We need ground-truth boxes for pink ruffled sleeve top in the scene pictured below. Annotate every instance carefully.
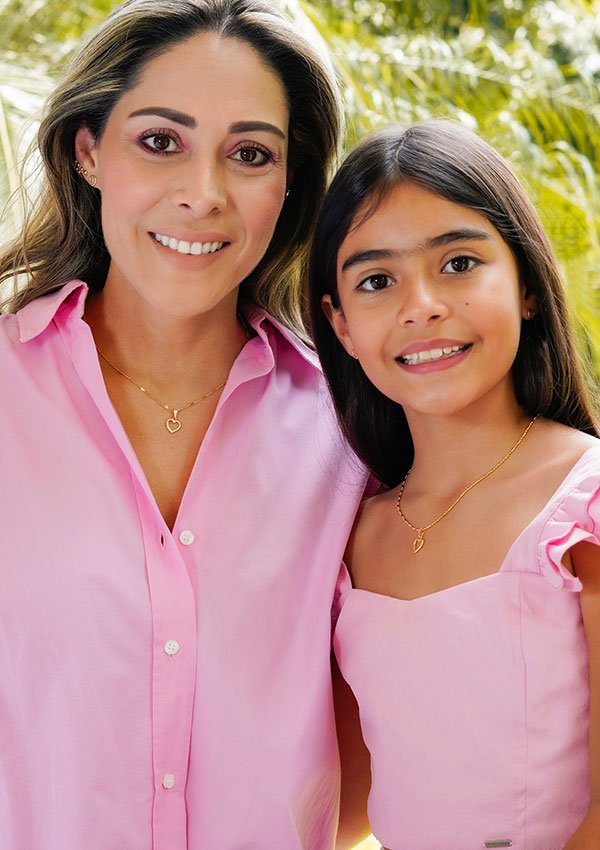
[333,443,600,850]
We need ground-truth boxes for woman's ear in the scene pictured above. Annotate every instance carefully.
[321,295,357,358]
[74,126,99,179]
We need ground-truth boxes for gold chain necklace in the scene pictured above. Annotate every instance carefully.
[396,416,538,553]
[96,346,227,433]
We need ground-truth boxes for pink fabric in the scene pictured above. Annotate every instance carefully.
[334,443,600,850]
[0,281,367,850]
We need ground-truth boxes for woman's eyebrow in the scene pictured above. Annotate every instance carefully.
[128,107,197,128]
[341,229,491,273]
[127,110,286,140]
[228,121,286,139]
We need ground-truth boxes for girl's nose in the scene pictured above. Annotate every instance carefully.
[397,277,448,326]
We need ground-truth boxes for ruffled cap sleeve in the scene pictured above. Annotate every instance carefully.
[538,456,600,591]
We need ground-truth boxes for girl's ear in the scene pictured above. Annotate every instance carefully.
[321,295,357,358]
[521,288,539,321]
[74,126,99,178]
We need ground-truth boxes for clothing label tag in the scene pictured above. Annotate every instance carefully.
[484,842,513,848]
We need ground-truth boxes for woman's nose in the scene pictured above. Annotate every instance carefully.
[170,158,227,218]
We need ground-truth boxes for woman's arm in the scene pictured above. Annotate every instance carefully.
[333,654,372,850]
[564,540,600,849]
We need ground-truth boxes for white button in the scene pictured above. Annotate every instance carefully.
[164,640,180,656]
[162,773,175,790]
[179,530,195,545]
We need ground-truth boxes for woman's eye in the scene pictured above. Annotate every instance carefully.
[231,145,273,166]
[139,132,179,154]
[443,256,478,274]
[358,274,393,292]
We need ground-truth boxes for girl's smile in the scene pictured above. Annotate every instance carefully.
[395,338,473,371]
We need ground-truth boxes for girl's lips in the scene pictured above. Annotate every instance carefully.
[397,342,471,366]
[395,343,473,374]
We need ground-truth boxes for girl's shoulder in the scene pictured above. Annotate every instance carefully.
[530,423,600,591]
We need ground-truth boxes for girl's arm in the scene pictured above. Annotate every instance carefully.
[333,654,372,850]
[564,540,600,849]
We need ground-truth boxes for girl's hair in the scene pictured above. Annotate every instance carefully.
[309,121,599,488]
[1,0,342,331]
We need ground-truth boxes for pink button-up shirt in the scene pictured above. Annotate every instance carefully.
[0,280,367,850]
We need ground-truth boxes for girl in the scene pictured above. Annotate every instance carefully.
[309,121,600,850]
[0,2,367,848]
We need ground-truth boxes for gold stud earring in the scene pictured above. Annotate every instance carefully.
[350,349,359,359]
[74,160,97,187]
[526,308,536,319]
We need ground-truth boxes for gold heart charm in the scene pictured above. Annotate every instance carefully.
[165,417,182,433]
[413,535,425,554]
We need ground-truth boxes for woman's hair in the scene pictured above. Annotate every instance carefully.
[1,0,342,330]
[309,121,599,487]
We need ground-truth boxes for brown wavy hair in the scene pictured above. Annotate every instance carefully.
[1,0,342,332]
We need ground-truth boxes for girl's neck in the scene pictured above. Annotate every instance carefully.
[404,395,532,498]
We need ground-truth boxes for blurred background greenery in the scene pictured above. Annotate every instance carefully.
[0,2,598,846]
[1,0,599,390]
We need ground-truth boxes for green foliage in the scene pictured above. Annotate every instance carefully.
[1,0,599,381]
[297,0,600,381]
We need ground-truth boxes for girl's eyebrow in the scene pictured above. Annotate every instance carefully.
[341,228,491,273]
[127,110,286,140]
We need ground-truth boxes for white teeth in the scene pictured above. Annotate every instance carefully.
[153,233,224,255]
[400,344,466,365]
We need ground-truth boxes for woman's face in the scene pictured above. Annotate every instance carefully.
[324,182,535,421]
[75,31,290,319]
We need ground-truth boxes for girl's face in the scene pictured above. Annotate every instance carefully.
[324,182,535,420]
[75,31,289,320]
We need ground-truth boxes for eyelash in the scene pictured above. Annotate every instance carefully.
[357,255,481,292]
[230,141,275,167]
[137,128,181,156]
[136,131,275,167]
[357,273,393,292]
[442,255,480,274]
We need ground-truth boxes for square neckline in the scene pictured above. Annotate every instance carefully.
[344,443,599,605]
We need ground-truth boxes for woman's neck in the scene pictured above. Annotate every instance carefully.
[84,275,248,399]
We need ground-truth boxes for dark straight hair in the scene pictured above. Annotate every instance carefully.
[308,121,599,488]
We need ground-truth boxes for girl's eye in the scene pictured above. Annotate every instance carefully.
[138,131,180,155]
[230,144,273,166]
[358,273,393,292]
[442,256,478,274]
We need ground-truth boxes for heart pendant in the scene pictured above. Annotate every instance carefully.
[165,417,182,433]
[413,535,425,554]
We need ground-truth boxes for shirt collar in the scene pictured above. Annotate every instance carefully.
[16,281,321,373]
[17,280,88,342]
[243,303,320,371]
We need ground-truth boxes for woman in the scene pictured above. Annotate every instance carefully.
[0,2,367,848]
